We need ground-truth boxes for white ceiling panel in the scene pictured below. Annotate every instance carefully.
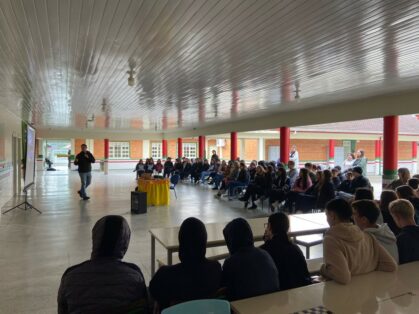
[0,0,419,134]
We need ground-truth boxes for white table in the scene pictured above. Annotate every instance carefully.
[149,213,329,275]
[231,262,419,314]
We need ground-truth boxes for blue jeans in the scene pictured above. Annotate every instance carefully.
[79,172,92,198]
[214,174,224,188]
[228,181,246,197]
[200,171,211,182]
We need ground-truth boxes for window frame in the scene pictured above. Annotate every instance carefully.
[109,141,130,159]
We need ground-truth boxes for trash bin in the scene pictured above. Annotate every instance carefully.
[131,191,147,214]
[100,160,104,171]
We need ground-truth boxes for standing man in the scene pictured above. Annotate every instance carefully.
[210,150,219,166]
[289,145,299,169]
[74,144,95,200]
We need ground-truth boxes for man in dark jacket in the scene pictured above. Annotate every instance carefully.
[58,215,148,314]
[163,157,174,178]
[349,166,371,194]
[149,217,222,310]
[261,213,311,290]
[222,218,279,300]
[74,144,95,200]
[389,199,419,264]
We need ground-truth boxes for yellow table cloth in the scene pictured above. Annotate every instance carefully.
[138,179,170,206]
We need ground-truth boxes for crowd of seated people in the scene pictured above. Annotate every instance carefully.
[59,192,419,313]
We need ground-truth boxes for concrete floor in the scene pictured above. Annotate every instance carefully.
[0,169,383,313]
[0,169,269,314]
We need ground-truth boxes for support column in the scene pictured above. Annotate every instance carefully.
[162,140,168,159]
[280,127,290,165]
[258,137,265,161]
[375,139,382,175]
[412,141,418,174]
[328,139,335,168]
[198,136,205,159]
[143,140,150,158]
[177,138,183,158]
[231,132,238,161]
[382,116,399,187]
[104,139,109,175]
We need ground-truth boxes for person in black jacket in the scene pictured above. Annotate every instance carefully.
[163,157,174,178]
[389,199,419,264]
[316,170,336,209]
[239,166,267,209]
[149,218,222,310]
[74,144,95,200]
[227,162,249,197]
[222,218,279,301]
[261,213,311,290]
[58,215,148,314]
[349,167,371,193]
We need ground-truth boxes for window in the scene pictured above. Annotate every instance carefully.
[151,143,162,159]
[183,143,197,158]
[109,142,130,159]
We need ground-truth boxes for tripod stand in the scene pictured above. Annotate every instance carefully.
[2,187,42,214]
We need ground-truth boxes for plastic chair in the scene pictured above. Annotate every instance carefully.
[162,299,230,314]
[170,174,180,199]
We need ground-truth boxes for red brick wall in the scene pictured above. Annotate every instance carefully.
[130,140,142,159]
[94,140,105,159]
[75,139,86,152]
[355,140,375,160]
[399,141,412,160]
[244,139,258,161]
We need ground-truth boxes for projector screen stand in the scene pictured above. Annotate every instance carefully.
[2,188,42,214]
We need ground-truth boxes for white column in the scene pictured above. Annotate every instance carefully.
[258,137,265,161]
[143,140,150,158]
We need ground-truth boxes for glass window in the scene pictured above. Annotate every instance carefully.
[151,143,162,159]
[183,143,197,158]
[109,142,130,159]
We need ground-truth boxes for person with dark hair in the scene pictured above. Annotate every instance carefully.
[408,178,419,194]
[149,217,222,310]
[222,218,279,300]
[337,171,353,193]
[239,166,267,209]
[134,159,145,179]
[260,213,311,290]
[334,166,345,182]
[331,168,341,189]
[379,190,401,235]
[268,167,290,211]
[354,187,374,201]
[163,157,174,178]
[74,144,96,200]
[285,168,312,213]
[389,199,419,264]
[316,169,336,209]
[320,199,397,284]
[58,216,148,314]
[396,185,419,223]
[349,166,371,193]
[305,162,317,184]
[227,162,249,197]
[386,168,411,190]
[352,200,399,263]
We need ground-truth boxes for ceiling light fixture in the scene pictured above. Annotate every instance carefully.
[127,66,136,87]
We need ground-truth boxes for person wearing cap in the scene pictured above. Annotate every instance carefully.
[349,166,371,194]
[58,215,148,314]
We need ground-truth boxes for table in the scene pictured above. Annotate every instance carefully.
[149,213,329,275]
[231,261,419,314]
[137,178,170,206]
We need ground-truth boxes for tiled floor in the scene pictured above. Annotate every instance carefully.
[0,169,268,314]
[0,169,383,313]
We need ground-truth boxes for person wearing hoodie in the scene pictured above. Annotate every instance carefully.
[222,218,279,300]
[260,213,312,290]
[352,200,399,263]
[320,199,397,285]
[149,218,222,310]
[389,199,419,264]
[58,215,148,314]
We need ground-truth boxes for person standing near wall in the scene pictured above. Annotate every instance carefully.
[289,145,299,169]
[353,149,368,176]
[74,144,95,200]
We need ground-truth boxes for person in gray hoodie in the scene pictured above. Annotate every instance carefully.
[352,200,399,263]
[58,215,148,314]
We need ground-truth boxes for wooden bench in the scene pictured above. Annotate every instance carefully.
[294,234,324,259]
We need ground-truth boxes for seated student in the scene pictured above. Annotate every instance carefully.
[260,213,311,290]
[396,185,419,223]
[268,167,290,211]
[304,162,317,184]
[315,169,336,210]
[337,171,353,193]
[285,168,312,213]
[320,199,397,284]
[386,167,411,190]
[239,166,267,209]
[222,218,279,300]
[227,162,249,197]
[58,216,148,314]
[287,160,299,187]
[354,188,383,224]
[408,178,419,196]
[352,200,399,263]
[331,168,341,189]
[334,165,345,182]
[379,190,401,235]
[149,218,222,310]
[389,199,419,264]
[349,167,371,193]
